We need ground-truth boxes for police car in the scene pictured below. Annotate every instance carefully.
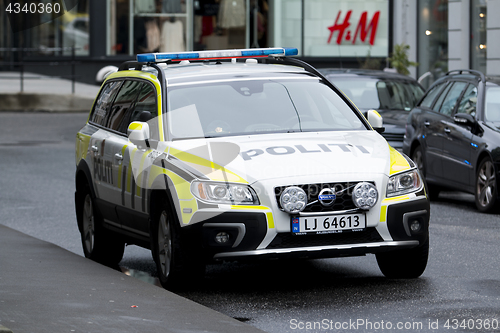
[75,48,430,289]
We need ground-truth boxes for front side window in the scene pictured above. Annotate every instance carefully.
[166,77,365,140]
[107,80,142,132]
[436,82,468,116]
[456,84,478,116]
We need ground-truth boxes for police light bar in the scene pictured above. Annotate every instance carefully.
[136,47,298,63]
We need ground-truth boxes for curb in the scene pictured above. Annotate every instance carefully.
[0,93,94,112]
[0,325,13,333]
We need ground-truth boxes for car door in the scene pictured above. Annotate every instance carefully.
[116,81,158,236]
[427,81,468,180]
[103,80,143,212]
[417,82,450,179]
[88,80,123,222]
[441,83,477,187]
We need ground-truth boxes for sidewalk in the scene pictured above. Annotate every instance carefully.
[0,224,265,333]
[0,72,99,112]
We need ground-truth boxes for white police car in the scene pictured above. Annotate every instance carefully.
[75,48,430,289]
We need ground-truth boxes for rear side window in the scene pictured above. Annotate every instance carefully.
[90,81,122,126]
[419,82,445,108]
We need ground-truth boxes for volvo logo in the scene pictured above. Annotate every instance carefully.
[318,188,336,206]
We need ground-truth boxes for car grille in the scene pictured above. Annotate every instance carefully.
[266,228,383,249]
[274,181,361,213]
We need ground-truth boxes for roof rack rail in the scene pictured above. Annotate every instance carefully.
[117,61,146,71]
[445,69,486,82]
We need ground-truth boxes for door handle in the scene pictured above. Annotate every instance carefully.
[114,153,123,161]
[444,128,451,134]
[91,145,99,153]
[424,121,431,127]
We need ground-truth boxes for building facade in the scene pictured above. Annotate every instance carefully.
[0,0,496,86]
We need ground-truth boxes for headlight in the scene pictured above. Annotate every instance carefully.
[191,181,259,205]
[386,169,422,197]
[280,186,307,214]
[352,182,378,210]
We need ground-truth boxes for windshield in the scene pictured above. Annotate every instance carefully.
[166,77,366,140]
[331,77,425,111]
[485,86,500,122]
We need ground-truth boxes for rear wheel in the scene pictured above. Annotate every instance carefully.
[475,157,498,213]
[77,186,125,266]
[376,236,429,279]
[152,199,205,290]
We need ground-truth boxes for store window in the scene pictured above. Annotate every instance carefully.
[418,0,448,83]
[108,0,190,56]
[3,0,90,56]
[270,0,302,55]
[471,0,486,73]
[193,0,251,51]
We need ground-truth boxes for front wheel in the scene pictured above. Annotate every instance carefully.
[77,187,125,266]
[376,236,429,279]
[152,200,205,290]
[475,157,498,213]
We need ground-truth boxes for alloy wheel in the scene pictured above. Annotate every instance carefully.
[158,211,173,278]
[82,194,95,254]
[477,160,496,208]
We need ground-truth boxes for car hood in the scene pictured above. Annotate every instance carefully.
[165,131,410,184]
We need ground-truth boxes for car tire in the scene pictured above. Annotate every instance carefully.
[77,186,125,266]
[375,235,429,279]
[412,145,440,200]
[152,198,205,290]
[475,157,498,213]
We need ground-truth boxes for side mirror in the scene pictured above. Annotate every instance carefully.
[127,121,150,149]
[454,113,476,126]
[367,109,385,133]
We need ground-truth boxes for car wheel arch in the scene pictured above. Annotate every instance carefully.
[148,175,182,229]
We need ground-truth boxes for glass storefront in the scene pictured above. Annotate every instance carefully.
[470,0,486,73]
[271,0,388,58]
[417,0,448,81]
[108,0,266,56]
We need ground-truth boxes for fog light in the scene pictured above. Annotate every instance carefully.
[280,186,307,214]
[352,182,378,210]
[215,232,230,244]
[410,220,421,232]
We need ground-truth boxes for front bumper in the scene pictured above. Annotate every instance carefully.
[183,197,429,262]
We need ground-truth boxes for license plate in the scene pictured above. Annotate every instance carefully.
[291,213,366,235]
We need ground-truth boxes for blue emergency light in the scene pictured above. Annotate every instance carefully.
[136,47,298,63]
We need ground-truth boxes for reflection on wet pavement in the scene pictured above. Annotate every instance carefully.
[120,266,162,288]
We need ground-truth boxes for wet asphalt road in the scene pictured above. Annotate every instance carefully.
[1,112,499,333]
